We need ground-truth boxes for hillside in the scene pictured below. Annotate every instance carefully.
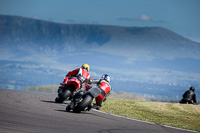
[1,14,199,56]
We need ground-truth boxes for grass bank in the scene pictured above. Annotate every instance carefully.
[101,98,200,132]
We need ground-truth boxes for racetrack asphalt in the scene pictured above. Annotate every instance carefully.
[0,89,197,133]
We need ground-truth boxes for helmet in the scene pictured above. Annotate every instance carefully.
[82,64,90,72]
[189,86,195,91]
[101,74,110,83]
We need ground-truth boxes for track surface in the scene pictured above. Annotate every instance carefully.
[0,89,195,133]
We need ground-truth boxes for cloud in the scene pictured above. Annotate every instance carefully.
[118,14,151,22]
[118,14,168,24]
[124,57,137,64]
[32,16,41,20]
[138,14,151,21]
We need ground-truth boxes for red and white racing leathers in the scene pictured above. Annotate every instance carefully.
[62,68,90,84]
[91,79,111,106]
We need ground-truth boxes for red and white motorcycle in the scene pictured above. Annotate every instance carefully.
[66,85,101,113]
[55,76,88,103]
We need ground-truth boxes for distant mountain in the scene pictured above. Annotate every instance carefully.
[1,14,199,59]
[0,14,200,99]
[0,14,111,51]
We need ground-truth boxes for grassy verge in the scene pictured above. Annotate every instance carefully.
[101,98,200,132]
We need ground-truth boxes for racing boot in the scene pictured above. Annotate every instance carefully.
[92,104,101,110]
[66,104,72,111]
[73,90,84,102]
[66,101,75,111]
[86,103,93,111]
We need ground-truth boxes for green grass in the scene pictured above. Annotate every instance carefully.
[101,98,200,132]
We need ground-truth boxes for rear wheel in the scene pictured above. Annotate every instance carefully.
[73,95,93,113]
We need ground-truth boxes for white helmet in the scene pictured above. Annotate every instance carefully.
[101,74,110,83]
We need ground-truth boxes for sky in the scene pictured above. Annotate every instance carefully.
[0,0,200,42]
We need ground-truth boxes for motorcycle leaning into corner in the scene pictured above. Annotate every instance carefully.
[55,75,88,103]
[66,84,101,113]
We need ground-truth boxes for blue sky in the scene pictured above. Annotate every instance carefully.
[0,0,200,42]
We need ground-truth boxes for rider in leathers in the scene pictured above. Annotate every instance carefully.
[58,64,91,92]
[180,86,197,104]
[62,64,90,84]
[67,74,111,111]
[89,74,111,110]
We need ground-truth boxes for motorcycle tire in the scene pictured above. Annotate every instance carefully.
[55,89,72,103]
[73,95,93,113]
[55,97,63,103]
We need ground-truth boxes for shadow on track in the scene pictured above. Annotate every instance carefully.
[55,109,92,115]
[40,100,57,103]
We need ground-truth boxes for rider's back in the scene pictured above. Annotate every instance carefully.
[183,90,194,100]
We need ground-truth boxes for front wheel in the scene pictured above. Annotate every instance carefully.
[73,95,93,113]
[55,89,72,103]
[55,97,63,103]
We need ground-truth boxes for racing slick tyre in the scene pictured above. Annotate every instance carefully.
[55,97,63,103]
[55,89,72,103]
[73,95,93,113]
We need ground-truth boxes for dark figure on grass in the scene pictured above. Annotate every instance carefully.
[180,86,197,104]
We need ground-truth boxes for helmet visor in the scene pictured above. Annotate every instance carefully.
[82,66,88,71]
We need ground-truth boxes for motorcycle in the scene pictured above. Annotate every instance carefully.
[55,76,87,103]
[66,85,101,113]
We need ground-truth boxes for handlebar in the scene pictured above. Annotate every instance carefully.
[86,83,95,88]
